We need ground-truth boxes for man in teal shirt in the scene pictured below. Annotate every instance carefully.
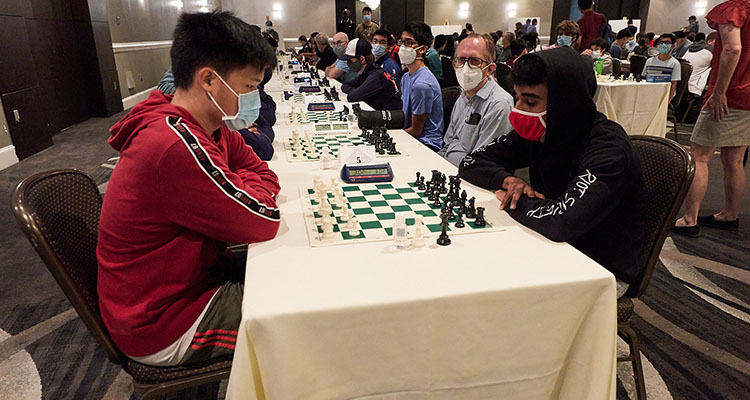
[424,44,443,80]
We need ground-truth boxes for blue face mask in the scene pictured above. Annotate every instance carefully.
[208,71,262,131]
[372,44,387,58]
[363,14,371,22]
[266,26,272,32]
[557,35,573,47]
[657,43,672,54]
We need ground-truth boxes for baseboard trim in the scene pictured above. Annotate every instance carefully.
[122,86,157,110]
[0,145,19,171]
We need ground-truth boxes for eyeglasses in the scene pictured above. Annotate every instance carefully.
[397,39,418,47]
[453,56,491,69]
[332,40,348,46]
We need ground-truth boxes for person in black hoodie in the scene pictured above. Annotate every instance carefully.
[341,39,402,110]
[458,48,646,297]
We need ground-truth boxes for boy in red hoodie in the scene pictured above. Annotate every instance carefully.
[97,11,280,366]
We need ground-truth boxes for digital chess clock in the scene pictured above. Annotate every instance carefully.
[340,163,394,183]
[299,86,321,93]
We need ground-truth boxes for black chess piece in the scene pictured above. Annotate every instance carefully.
[440,202,450,217]
[387,143,398,155]
[418,176,426,190]
[425,181,434,196]
[432,194,442,208]
[436,215,451,246]
[446,202,456,221]
[455,209,465,228]
[414,172,421,186]
[474,207,486,227]
[461,190,468,203]
[343,105,349,115]
[466,197,477,218]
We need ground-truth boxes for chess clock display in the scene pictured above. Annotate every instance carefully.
[340,163,394,183]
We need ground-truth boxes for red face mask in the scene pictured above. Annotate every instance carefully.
[509,108,547,141]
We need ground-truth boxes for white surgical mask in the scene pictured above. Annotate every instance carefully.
[592,50,602,59]
[398,45,421,66]
[455,63,488,91]
[207,71,262,131]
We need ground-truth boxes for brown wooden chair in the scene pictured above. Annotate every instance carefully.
[11,169,232,400]
[619,136,695,400]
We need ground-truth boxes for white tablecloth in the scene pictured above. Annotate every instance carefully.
[594,80,670,137]
[225,76,617,400]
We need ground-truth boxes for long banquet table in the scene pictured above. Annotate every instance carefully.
[225,70,617,399]
[594,80,671,137]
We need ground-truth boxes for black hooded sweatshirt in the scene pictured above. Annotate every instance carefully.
[458,47,646,285]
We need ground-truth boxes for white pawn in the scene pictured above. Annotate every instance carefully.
[340,207,351,222]
[346,216,360,237]
[322,217,335,239]
[413,215,425,248]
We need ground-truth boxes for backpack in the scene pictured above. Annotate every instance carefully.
[599,13,614,45]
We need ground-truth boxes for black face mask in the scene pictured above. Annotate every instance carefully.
[347,59,363,73]
[638,39,647,46]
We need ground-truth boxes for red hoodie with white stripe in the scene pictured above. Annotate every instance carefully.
[97,91,280,357]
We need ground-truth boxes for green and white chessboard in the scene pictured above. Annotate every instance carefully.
[287,111,347,124]
[300,182,504,247]
[284,134,404,162]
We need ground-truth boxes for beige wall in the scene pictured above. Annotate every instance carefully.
[221,0,337,45]
[424,0,554,37]
[0,99,11,148]
[107,0,222,100]
[645,0,722,35]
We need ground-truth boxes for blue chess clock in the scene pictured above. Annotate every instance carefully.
[340,163,394,183]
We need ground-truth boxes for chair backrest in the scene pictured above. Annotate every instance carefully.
[495,62,515,96]
[440,56,458,88]
[629,55,647,76]
[627,136,695,297]
[441,86,462,137]
[672,60,693,109]
[11,169,126,365]
[611,58,622,76]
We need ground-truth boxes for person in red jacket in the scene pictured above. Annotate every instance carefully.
[97,11,280,366]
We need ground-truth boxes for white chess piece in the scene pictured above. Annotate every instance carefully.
[346,217,360,237]
[340,207,351,222]
[413,215,425,248]
[322,217,335,239]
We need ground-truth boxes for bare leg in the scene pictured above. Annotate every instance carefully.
[716,146,748,221]
[675,143,715,227]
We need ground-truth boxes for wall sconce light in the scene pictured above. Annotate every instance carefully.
[365,0,381,10]
[458,2,469,19]
[506,3,518,18]
[168,0,184,9]
[695,1,707,16]
[273,3,283,19]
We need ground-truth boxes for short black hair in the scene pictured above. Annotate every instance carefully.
[616,29,632,40]
[532,18,537,24]
[647,32,655,40]
[466,23,473,31]
[403,21,434,47]
[689,15,697,21]
[171,11,275,90]
[298,35,307,42]
[628,19,634,24]
[695,32,706,41]
[660,32,676,44]
[509,39,527,56]
[674,30,686,39]
[589,38,609,50]
[362,6,372,13]
[372,29,394,45]
[434,34,447,49]
[578,0,593,10]
[513,54,546,86]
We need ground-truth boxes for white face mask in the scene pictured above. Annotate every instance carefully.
[398,45,422,66]
[455,63,488,91]
[592,50,602,59]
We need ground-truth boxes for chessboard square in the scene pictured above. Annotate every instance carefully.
[405,218,416,225]
[426,224,442,233]
[353,208,374,215]
[382,194,401,200]
[468,221,489,229]
[307,188,315,194]
[376,212,396,220]
[361,189,380,196]
[415,209,438,217]
[371,206,393,214]
[405,198,424,205]
[359,221,383,230]
[384,227,393,236]
[391,205,411,212]
[379,188,399,195]
[401,191,421,199]
[375,183,394,189]
[368,200,388,207]
[342,230,366,240]
[364,194,385,202]
[316,224,341,233]
[396,187,415,194]
[347,196,367,203]
[387,199,408,207]
[342,186,361,192]
[356,213,378,222]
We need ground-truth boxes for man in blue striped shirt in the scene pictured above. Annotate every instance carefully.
[643,32,682,101]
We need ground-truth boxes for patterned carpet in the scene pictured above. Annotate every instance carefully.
[0,115,748,399]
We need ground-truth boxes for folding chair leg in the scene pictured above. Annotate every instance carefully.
[618,324,647,400]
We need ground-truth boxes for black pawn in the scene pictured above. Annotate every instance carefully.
[455,209,465,228]
[474,207,486,227]
[461,190,468,203]
[436,216,451,246]
[414,172,421,186]
[424,181,433,196]
[417,176,426,190]
[466,197,477,218]
[432,194,442,208]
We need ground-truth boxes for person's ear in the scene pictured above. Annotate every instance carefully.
[197,67,214,92]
